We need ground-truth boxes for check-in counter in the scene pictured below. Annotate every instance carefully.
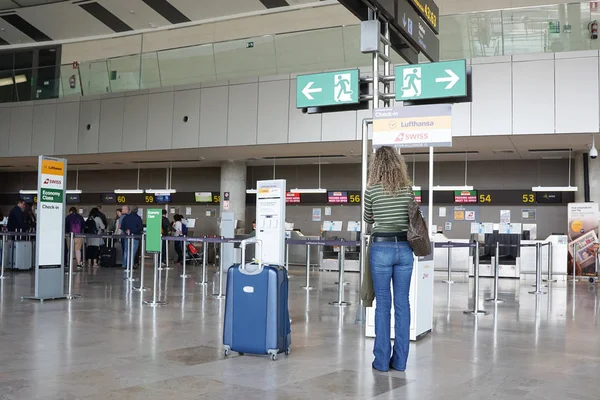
[286,231,320,266]
[519,235,568,280]
[433,234,471,273]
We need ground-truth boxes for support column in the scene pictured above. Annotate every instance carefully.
[220,162,247,233]
[573,151,600,203]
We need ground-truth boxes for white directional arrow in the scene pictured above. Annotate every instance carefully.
[302,82,322,100]
[435,69,460,89]
[402,14,407,27]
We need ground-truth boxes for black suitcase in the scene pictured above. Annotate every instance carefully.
[99,245,117,267]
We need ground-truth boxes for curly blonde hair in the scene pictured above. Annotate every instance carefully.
[367,146,412,194]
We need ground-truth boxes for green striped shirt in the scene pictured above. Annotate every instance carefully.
[363,184,414,233]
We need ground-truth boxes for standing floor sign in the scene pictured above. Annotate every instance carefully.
[26,156,68,301]
[256,180,286,266]
[146,209,162,253]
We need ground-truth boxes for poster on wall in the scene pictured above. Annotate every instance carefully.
[500,210,511,223]
[312,208,322,222]
[568,203,600,276]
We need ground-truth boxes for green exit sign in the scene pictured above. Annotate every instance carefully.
[296,69,359,109]
[396,60,467,101]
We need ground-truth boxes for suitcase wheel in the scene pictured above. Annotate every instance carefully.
[224,346,230,357]
[285,348,291,356]
[238,352,244,356]
[270,353,277,361]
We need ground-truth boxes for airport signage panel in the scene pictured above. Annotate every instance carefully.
[328,191,349,203]
[286,192,301,204]
[145,209,162,254]
[396,60,467,101]
[407,0,439,33]
[454,190,477,204]
[396,1,439,62]
[296,69,359,108]
[372,104,452,148]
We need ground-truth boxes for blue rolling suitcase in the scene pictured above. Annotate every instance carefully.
[223,238,291,360]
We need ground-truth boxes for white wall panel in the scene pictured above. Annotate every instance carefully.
[98,97,125,153]
[31,104,57,156]
[513,60,555,134]
[555,57,599,133]
[0,108,11,157]
[199,86,228,147]
[122,95,148,152]
[322,111,357,142]
[227,83,258,146]
[452,102,472,137]
[54,101,80,155]
[9,106,33,157]
[471,62,512,135]
[146,92,174,150]
[257,80,290,144]
[288,79,322,143]
[78,100,101,154]
[172,89,201,149]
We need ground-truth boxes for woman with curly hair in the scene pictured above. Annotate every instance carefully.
[364,146,415,372]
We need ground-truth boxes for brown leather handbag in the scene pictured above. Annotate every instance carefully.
[407,199,432,256]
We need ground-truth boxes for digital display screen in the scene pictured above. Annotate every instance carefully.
[20,194,35,203]
[328,191,348,203]
[66,194,80,204]
[155,194,171,204]
[101,193,116,204]
[536,192,562,204]
[414,190,422,203]
[454,190,478,203]
[195,192,212,203]
[286,192,301,204]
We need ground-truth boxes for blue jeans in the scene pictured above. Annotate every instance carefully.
[123,239,139,269]
[370,241,414,371]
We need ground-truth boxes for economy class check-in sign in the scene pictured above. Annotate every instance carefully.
[372,104,452,148]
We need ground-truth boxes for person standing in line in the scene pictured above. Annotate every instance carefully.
[85,208,105,268]
[161,209,172,265]
[96,205,108,229]
[65,207,85,268]
[122,206,143,270]
[363,146,415,372]
[7,200,26,234]
[113,208,123,234]
[172,214,184,265]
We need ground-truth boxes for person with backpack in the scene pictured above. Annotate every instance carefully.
[65,207,85,268]
[172,214,185,265]
[85,207,105,268]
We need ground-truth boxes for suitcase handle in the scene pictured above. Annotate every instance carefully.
[240,238,262,272]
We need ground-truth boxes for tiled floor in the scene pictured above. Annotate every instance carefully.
[0,264,599,399]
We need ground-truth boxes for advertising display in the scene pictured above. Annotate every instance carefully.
[568,203,599,276]
[256,180,286,266]
[27,156,68,301]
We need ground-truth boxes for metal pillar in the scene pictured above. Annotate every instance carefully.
[544,242,557,283]
[126,237,138,282]
[486,242,505,303]
[66,232,81,299]
[196,238,208,286]
[464,243,488,315]
[213,242,225,299]
[443,243,454,284]
[133,234,149,291]
[180,237,190,278]
[302,244,313,290]
[0,235,8,280]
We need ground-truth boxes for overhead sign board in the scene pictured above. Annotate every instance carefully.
[396,60,467,101]
[296,69,360,108]
[372,104,452,148]
[407,0,439,33]
[396,1,439,62]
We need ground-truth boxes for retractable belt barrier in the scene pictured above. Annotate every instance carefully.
[434,241,474,284]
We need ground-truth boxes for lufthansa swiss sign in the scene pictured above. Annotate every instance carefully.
[41,159,64,176]
[372,104,452,148]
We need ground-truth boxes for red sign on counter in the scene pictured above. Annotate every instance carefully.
[286,192,301,204]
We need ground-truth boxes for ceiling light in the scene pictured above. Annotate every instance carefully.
[532,186,578,192]
[290,188,327,194]
[0,75,26,87]
[145,189,176,194]
[432,185,474,191]
[66,190,82,194]
[412,186,421,191]
[19,190,37,194]
[114,189,144,194]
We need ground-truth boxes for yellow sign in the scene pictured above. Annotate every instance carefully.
[41,159,64,176]
[454,210,465,221]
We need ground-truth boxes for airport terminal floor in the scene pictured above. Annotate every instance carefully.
[0,264,598,400]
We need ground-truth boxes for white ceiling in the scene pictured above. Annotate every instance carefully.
[0,134,594,172]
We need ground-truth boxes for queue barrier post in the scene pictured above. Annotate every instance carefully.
[66,232,81,299]
[302,243,313,291]
[181,236,190,279]
[464,242,488,315]
[196,237,209,286]
[572,243,579,282]
[159,238,172,271]
[126,236,139,282]
[0,234,8,280]
[485,242,505,303]
[529,242,547,295]
[133,234,149,291]
[543,242,557,283]
[143,253,167,306]
[443,241,454,284]
[213,240,225,299]
[330,241,350,307]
